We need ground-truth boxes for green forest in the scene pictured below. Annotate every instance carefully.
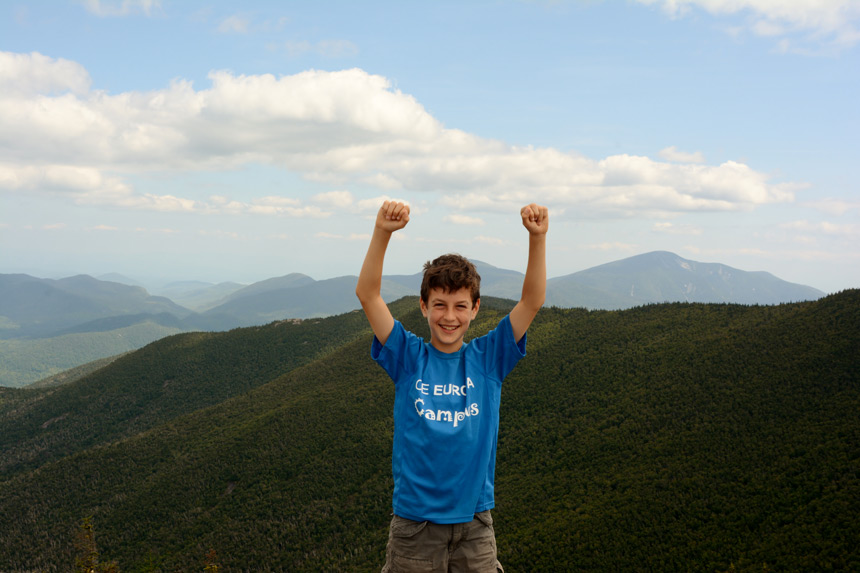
[0,320,185,388]
[0,292,858,572]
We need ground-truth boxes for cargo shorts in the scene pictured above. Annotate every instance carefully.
[381,510,504,573]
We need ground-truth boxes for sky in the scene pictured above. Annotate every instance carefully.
[1,0,858,293]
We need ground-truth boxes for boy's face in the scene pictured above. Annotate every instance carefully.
[420,287,480,353]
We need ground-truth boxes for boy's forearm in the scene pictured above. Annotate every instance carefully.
[355,227,392,301]
[520,233,547,310]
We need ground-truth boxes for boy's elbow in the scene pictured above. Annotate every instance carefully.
[522,290,546,312]
[355,284,379,305]
[355,285,369,303]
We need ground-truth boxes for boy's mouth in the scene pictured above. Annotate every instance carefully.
[439,324,459,332]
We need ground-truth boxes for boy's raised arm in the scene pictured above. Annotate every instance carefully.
[509,203,548,343]
[355,201,410,346]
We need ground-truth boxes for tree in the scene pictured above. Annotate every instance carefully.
[74,517,120,573]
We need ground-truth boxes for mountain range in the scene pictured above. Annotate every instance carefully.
[0,291,857,571]
[0,251,826,387]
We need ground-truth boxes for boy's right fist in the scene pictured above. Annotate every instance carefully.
[376,200,410,233]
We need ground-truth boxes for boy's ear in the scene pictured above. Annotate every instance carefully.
[471,298,480,318]
[419,297,428,317]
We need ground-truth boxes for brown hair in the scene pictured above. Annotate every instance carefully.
[420,254,481,305]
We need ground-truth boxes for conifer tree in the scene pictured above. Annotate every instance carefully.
[74,517,120,573]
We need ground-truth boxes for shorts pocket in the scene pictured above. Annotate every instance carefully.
[386,516,436,572]
[390,515,429,538]
[474,510,494,528]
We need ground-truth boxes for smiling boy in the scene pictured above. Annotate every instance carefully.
[356,200,548,573]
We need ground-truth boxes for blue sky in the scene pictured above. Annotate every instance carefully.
[1,0,858,293]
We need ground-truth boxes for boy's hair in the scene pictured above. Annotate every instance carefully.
[420,254,481,305]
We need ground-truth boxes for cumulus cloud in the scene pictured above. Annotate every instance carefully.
[0,51,90,95]
[0,51,800,218]
[636,0,860,52]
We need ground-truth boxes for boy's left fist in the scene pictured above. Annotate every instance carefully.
[521,203,549,235]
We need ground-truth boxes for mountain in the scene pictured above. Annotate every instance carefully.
[546,250,825,309]
[217,272,316,301]
[96,272,145,287]
[1,253,824,341]
[0,291,857,571]
[200,274,414,326]
[198,253,825,323]
[198,262,533,328]
[25,353,128,389]
[383,260,527,300]
[0,275,198,387]
[0,320,186,387]
[0,254,827,387]
[0,274,191,340]
[151,280,246,312]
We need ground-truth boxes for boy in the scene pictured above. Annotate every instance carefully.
[355,200,548,573]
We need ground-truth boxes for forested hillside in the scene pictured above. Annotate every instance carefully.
[0,320,185,388]
[0,292,857,572]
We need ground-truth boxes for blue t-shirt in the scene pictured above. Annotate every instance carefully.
[372,314,526,524]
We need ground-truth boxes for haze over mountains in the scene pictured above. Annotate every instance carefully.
[1,251,826,387]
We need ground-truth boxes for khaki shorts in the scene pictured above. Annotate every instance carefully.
[381,510,504,573]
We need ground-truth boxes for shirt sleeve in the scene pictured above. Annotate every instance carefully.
[479,314,527,382]
[371,319,420,384]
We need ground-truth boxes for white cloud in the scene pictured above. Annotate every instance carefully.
[198,229,241,240]
[317,40,359,58]
[252,196,301,207]
[658,146,706,164]
[313,190,354,208]
[355,196,413,213]
[217,15,250,34]
[473,235,505,246]
[585,242,639,252]
[636,0,860,51]
[316,231,369,241]
[81,0,160,17]
[781,219,860,238]
[653,222,704,235]
[445,214,485,226]
[804,197,860,216]
[136,227,179,234]
[0,52,90,95]
[0,51,801,218]
[247,204,330,217]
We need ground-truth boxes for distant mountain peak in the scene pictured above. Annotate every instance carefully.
[548,250,823,309]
